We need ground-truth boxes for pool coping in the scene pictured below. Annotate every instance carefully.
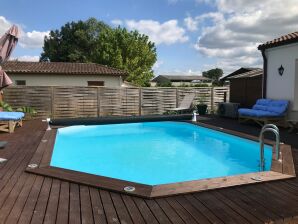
[26,121,296,198]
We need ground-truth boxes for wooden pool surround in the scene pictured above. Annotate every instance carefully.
[26,121,296,198]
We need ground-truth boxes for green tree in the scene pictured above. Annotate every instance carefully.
[202,68,223,85]
[40,18,157,86]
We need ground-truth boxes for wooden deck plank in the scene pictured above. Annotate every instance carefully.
[17,176,45,224]
[121,195,146,224]
[173,195,212,224]
[193,192,250,224]
[132,197,159,224]
[43,179,60,224]
[4,175,37,224]
[0,173,36,223]
[89,188,107,224]
[30,177,52,224]
[184,194,224,224]
[80,186,94,224]
[69,183,81,224]
[99,190,120,224]
[145,199,172,224]
[164,197,198,224]
[221,187,281,222]
[110,192,133,224]
[56,181,69,224]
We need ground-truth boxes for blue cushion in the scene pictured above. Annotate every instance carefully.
[255,99,272,106]
[266,100,288,115]
[252,104,267,111]
[0,112,25,120]
[238,108,278,117]
[238,98,289,117]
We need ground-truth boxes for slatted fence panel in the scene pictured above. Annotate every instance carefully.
[213,87,230,111]
[141,88,163,115]
[98,87,140,116]
[52,87,98,118]
[3,86,229,118]
[4,86,52,118]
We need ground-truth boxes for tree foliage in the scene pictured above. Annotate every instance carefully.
[41,18,157,86]
[202,68,223,85]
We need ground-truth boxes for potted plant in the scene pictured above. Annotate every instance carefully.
[196,97,208,115]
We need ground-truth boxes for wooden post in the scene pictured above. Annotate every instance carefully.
[210,87,214,113]
[176,88,179,107]
[97,87,101,117]
[51,86,54,119]
[139,88,142,116]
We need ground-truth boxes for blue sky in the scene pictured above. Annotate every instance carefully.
[1,0,298,76]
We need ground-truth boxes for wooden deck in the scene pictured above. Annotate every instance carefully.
[0,119,298,223]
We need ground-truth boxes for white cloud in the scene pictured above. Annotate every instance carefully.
[184,17,198,32]
[193,0,298,73]
[153,60,164,70]
[19,30,49,49]
[124,19,189,45]
[10,55,39,62]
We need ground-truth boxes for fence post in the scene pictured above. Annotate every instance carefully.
[97,87,100,117]
[51,86,54,119]
[211,87,214,113]
[176,88,179,107]
[139,88,142,116]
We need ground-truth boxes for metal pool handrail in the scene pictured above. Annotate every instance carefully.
[259,124,280,171]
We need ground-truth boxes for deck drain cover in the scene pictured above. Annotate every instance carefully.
[0,158,7,163]
[124,186,135,192]
[28,164,38,169]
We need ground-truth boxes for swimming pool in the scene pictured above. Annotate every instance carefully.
[50,121,272,185]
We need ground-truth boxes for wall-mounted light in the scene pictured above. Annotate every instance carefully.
[278,65,284,76]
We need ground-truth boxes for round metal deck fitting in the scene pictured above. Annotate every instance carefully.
[124,186,136,192]
[251,176,262,182]
[28,164,38,169]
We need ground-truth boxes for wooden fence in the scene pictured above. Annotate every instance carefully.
[3,86,229,119]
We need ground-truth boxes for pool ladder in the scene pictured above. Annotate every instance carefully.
[259,124,280,171]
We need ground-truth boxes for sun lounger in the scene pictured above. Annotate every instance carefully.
[0,112,25,133]
[238,99,289,126]
[167,93,196,114]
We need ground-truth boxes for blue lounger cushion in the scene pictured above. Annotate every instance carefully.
[238,99,289,117]
[0,112,25,121]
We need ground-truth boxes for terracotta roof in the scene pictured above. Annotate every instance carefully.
[228,68,263,79]
[258,31,298,50]
[2,61,127,76]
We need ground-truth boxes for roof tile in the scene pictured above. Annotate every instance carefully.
[2,61,127,76]
[258,31,298,50]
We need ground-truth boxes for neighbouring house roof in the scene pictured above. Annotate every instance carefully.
[152,75,210,82]
[258,31,298,50]
[227,68,263,79]
[2,61,128,76]
[221,67,260,81]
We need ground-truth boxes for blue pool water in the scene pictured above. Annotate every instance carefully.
[50,122,272,185]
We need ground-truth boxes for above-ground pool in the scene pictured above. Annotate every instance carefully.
[50,121,272,185]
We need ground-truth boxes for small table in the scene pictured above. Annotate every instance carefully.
[287,120,298,133]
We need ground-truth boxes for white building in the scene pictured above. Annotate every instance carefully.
[3,61,127,87]
[258,32,298,119]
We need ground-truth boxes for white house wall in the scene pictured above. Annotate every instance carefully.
[8,73,123,87]
[266,43,298,118]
